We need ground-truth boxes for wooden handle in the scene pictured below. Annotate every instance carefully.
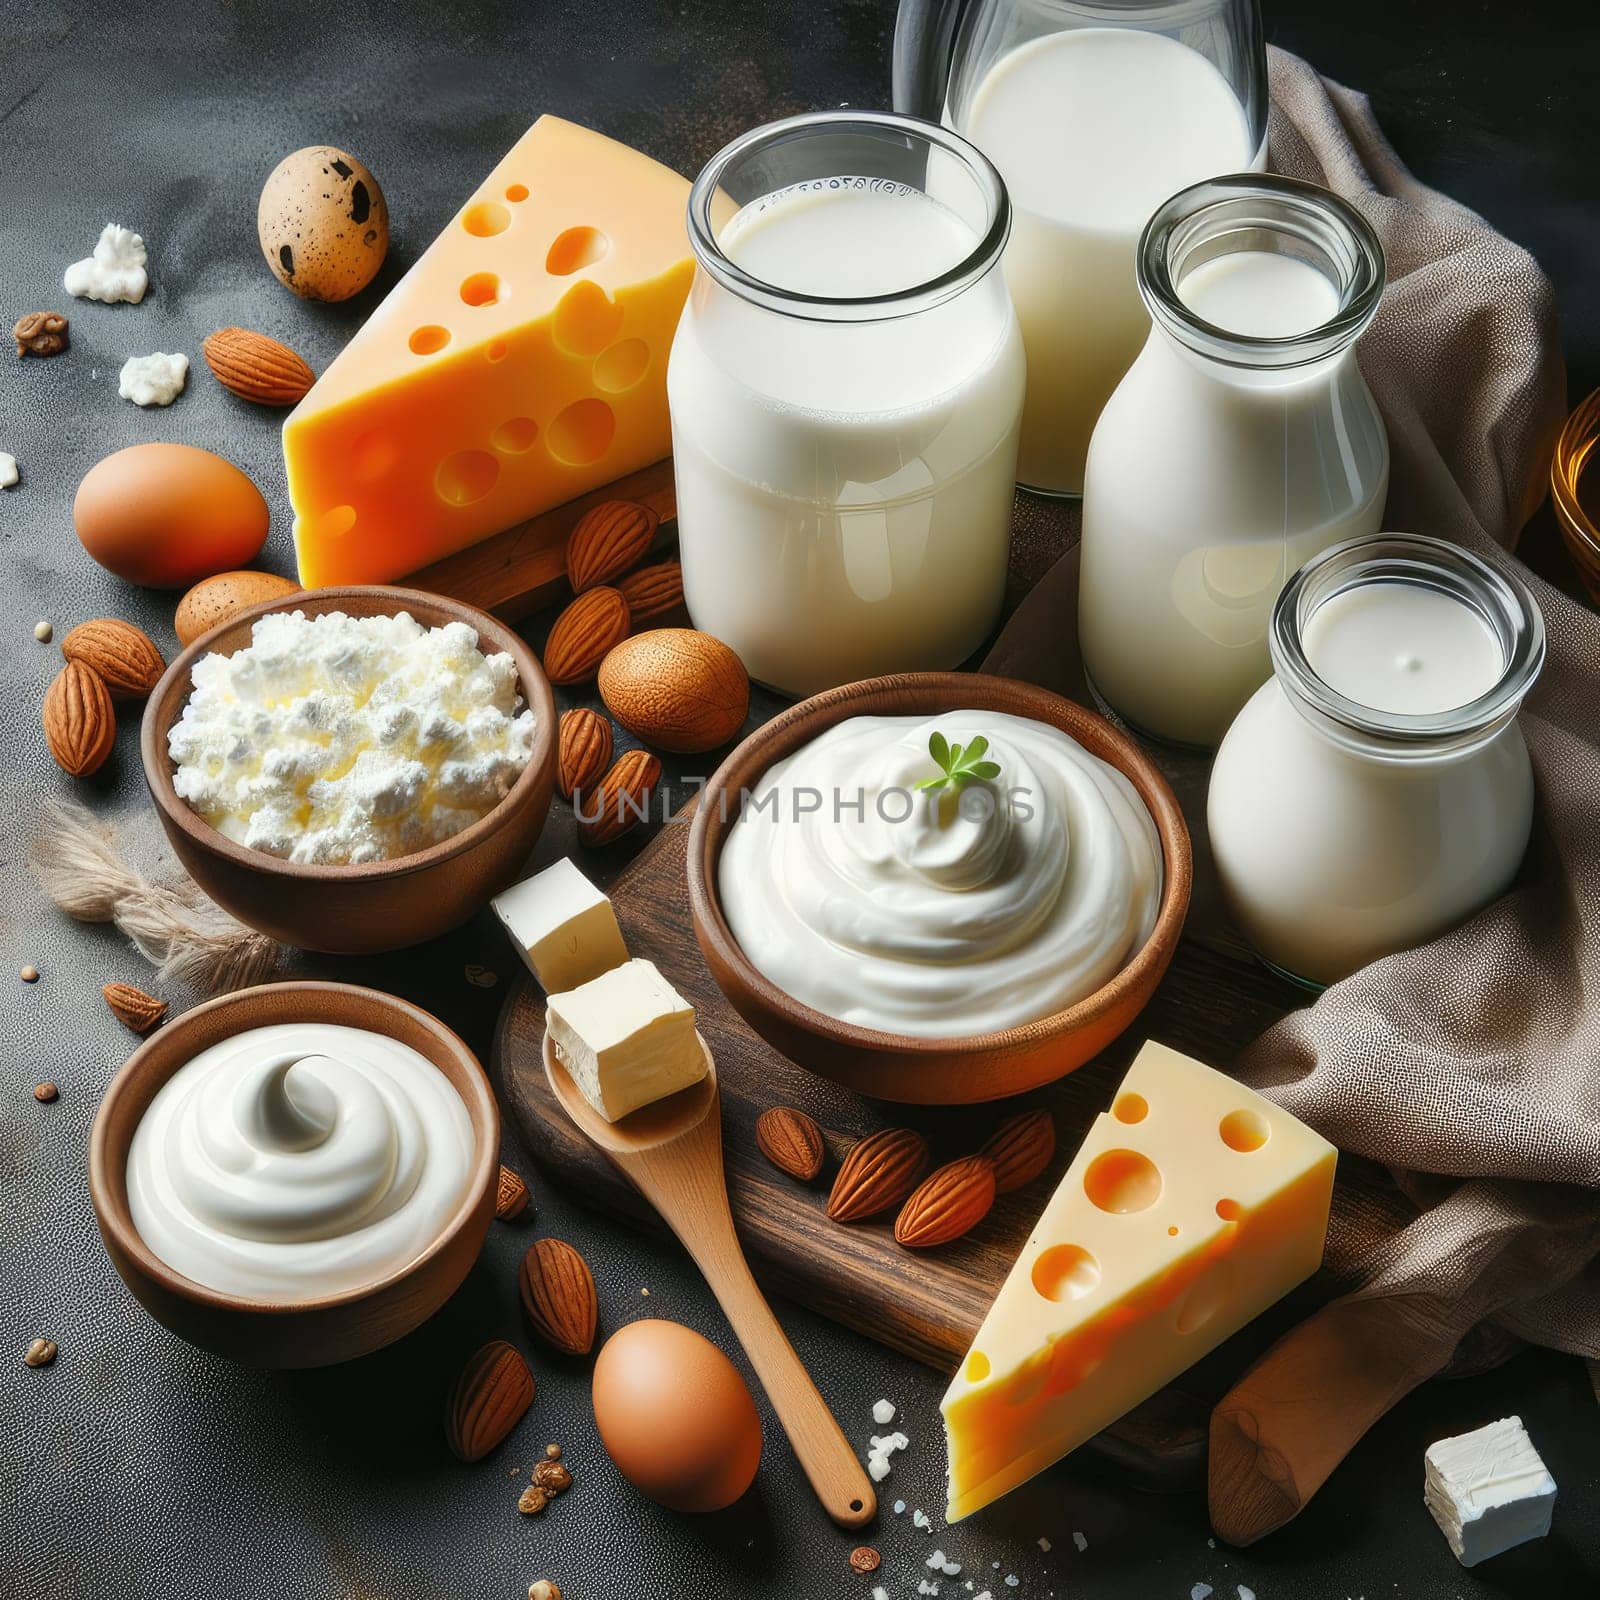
[679,1206,878,1530]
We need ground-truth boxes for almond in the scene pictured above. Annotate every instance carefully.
[756,1106,825,1182]
[566,500,658,592]
[496,1165,531,1222]
[598,629,750,755]
[60,619,165,700]
[616,561,684,623]
[519,1238,598,1356]
[576,748,661,848]
[980,1109,1057,1193]
[202,327,315,407]
[827,1128,931,1223]
[894,1155,997,1248]
[445,1339,535,1462]
[103,982,167,1035]
[543,587,630,685]
[42,662,115,777]
[557,708,612,802]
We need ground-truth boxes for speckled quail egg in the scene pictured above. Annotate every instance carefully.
[257,145,389,302]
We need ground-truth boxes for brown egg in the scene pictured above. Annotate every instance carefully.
[592,1319,762,1513]
[74,444,269,589]
[175,570,302,646]
[258,145,389,302]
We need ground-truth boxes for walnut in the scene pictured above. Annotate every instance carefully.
[517,1484,550,1515]
[14,311,69,359]
[528,1583,561,1600]
[533,1459,572,1494]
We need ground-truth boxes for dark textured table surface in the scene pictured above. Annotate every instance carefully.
[3,2,1597,1597]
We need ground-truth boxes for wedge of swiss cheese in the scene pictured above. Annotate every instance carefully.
[284,117,693,587]
[943,1041,1336,1522]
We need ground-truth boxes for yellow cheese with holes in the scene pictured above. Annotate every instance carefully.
[284,116,692,587]
[942,1041,1336,1522]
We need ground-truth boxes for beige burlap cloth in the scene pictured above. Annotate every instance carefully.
[985,47,1593,1543]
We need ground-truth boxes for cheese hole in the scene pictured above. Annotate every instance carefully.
[553,280,625,356]
[435,449,500,506]
[351,433,398,483]
[461,272,501,308]
[963,1350,990,1384]
[1084,1148,1162,1214]
[1175,1259,1236,1335]
[505,183,529,203]
[593,338,650,394]
[1216,1198,1243,1222]
[461,200,510,238]
[1168,1226,1180,1236]
[309,504,357,540]
[492,417,539,454]
[409,325,450,355]
[486,339,509,363]
[547,398,615,466]
[1031,1243,1101,1303]
[1220,1108,1270,1153]
[1112,1091,1148,1124]
[546,225,610,275]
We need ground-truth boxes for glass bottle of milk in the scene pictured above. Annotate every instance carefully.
[907,0,1268,496]
[668,113,1026,698]
[1079,174,1390,748]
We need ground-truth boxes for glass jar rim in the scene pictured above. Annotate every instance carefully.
[1270,532,1545,757]
[686,110,1012,324]
[1139,173,1386,369]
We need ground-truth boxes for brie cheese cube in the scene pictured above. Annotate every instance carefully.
[1424,1416,1556,1566]
[546,958,705,1122]
[492,858,628,993]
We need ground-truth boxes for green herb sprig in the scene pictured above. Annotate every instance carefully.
[916,731,1001,794]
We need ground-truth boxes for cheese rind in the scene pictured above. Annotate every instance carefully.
[284,117,692,587]
[546,958,705,1123]
[942,1041,1336,1522]
[492,857,629,993]
[1424,1416,1556,1566]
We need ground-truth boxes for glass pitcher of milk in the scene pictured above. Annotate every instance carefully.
[893,0,1268,497]
[1078,175,1389,748]
[668,112,1025,698]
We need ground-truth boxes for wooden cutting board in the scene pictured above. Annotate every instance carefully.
[492,800,1388,1488]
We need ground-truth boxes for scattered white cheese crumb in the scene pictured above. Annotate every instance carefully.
[119,351,188,406]
[926,1552,962,1577]
[640,1286,650,1296]
[1072,1531,1087,1553]
[1192,1586,1214,1600]
[1037,1537,1052,1553]
[973,1592,993,1600]
[865,1428,910,1482]
[917,1583,940,1597]
[873,1590,888,1600]
[913,1509,931,1529]
[1004,1578,1019,1590]
[873,1399,897,1425]
[1238,1587,1256,1600]
[894,1500,906,1515]
[65,222,149,303]
[0,452,17,489]
[1208,1539,1216,1549]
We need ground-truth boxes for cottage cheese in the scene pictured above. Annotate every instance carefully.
[118,351,188,406]
[64,222,149,304]
[168,609,535,864]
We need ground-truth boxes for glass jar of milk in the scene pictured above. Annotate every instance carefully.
[1079,175,1390,748]
[927,0,1268,496]
[1208,534,1545,989]
[668,112,1026,698]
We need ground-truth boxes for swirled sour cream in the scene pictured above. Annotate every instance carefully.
[719,712,1162,1036]
[127,1023,476,1301]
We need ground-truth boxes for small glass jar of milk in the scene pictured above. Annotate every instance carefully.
[937,0,1268,496]
[668,112,1026,698]
[1079,174,1390,748]
[1208,533,1545,989]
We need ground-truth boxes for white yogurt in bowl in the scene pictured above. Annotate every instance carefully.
[718,712,1163,1036]
[127,1022,477,1301]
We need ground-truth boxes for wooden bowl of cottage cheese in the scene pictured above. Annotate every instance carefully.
[141,586,556,953]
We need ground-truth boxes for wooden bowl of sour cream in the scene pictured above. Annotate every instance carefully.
[687,673,1191,1104]
[89,981,499,1367]
[140,586,557,954]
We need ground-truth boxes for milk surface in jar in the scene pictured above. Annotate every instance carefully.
[955,21,1265,494]
[1208,534,1545,988]
[1080,175,1390,748]
[669,112,1025,698]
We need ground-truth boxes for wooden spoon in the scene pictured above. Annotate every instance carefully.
[543,1031,877,1529]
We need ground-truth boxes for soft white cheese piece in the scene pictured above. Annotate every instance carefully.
[546,958,704,1123]
[493,857,628,993]
[65,222,149,303]
[0,452,17,488]
[119,351,188,406]
[1424,1415,1556,1566]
